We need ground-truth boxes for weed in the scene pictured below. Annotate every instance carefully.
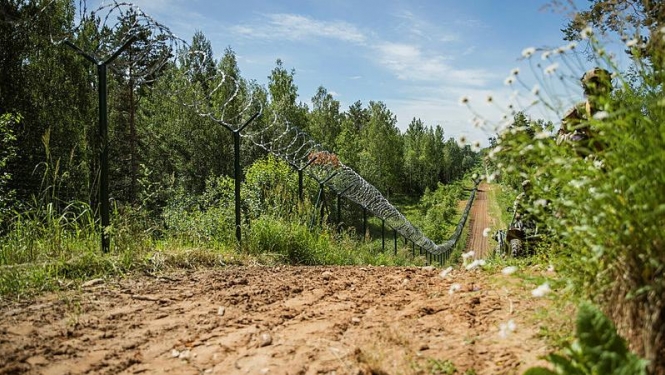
[427,358,457,374]
[524,302,649,375]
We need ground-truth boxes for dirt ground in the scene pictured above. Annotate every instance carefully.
[0,182,559,375]
[464,183,492,259]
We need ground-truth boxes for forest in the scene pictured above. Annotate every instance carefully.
[0,0,478,243]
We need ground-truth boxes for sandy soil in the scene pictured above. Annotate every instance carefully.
[0,183,558,374]
[1,266,554,375]
[465,183,492,259]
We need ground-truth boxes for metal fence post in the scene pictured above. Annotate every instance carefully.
[64,36,136,253]
[381,219,385,252]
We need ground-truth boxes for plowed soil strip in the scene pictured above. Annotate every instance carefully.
[466,182,492,258]
[1,266,553,375]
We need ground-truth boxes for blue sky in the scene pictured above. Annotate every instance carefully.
[89,0,602,145]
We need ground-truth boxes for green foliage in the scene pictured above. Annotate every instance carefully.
[243,155,306,220]
[0,114,18,227]
[268,59,309,130]
[523,302,649,375]
[561,0,665,75]
[244,215,320,264]
[162,175,235,245]
[357,101,404,196]
[309,86,342,150]
[403,119,447,195]
[427,358,457,374]
[417,182,465,243]
[483,18,664,372]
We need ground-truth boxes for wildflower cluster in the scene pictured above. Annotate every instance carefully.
[465,19,665,371]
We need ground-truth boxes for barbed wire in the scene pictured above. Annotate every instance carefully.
[45,0,186,84]
[243,110,480,256]
[11,0,479,259]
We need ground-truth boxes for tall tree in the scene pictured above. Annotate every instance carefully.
[108,9,173,203]
[403,117,427,194]
[138,31,232,197]
[358,101,403,196]
[308,86,341,150]
[267,59,308,131]
[1,0,95,206]
[336,100,368,169]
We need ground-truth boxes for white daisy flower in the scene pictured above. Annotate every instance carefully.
[534,199,548,207]
[465,259,486,270]
[531,84,540,96]
[439,266,453,278]
[501,266,518,275]
[581,26,594,39]
[593,111,609,120]
[544,62,559,75]
[534,131,550,139]
[522,47,536,58]
[449,283,462,295]
[498,319,517,338]
[531,282,551,297]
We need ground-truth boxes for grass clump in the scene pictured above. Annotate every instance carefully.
[471,16,665,373]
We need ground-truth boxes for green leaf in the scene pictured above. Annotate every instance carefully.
[575,302,630,373]
[522,367,558,375]
[546,353,584,374]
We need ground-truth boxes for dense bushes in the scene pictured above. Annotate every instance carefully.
[481,28,664,373]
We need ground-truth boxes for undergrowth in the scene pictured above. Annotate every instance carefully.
[0,155,472,299]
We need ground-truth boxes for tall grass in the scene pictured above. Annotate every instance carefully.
[0,155,449,299]
[470,24,664,372]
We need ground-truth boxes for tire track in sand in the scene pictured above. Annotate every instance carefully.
[465,182,492,259]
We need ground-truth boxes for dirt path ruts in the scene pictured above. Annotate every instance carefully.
[465,182,492,259]
[1,266,552,375]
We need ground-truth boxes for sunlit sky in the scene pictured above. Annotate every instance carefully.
[86,0,626,145]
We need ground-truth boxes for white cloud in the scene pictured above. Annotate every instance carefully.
[230,13,366,44]
[388,95,491,144]
[113,0,205,38]
[374,42,489,87]
[394,10,459,43]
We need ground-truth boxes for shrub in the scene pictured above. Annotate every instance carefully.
[524,302,648,375]
[468,24,664,372]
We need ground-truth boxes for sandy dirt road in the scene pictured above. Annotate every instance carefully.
[0,265,555,375]
[465,182,493,259]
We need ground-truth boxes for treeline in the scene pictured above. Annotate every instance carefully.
[0,0,478,222]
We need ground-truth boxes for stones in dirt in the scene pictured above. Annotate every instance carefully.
[321,271,333,280]
[258,332,273,347]
[82,278,105,288]
[229,277,248,286]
